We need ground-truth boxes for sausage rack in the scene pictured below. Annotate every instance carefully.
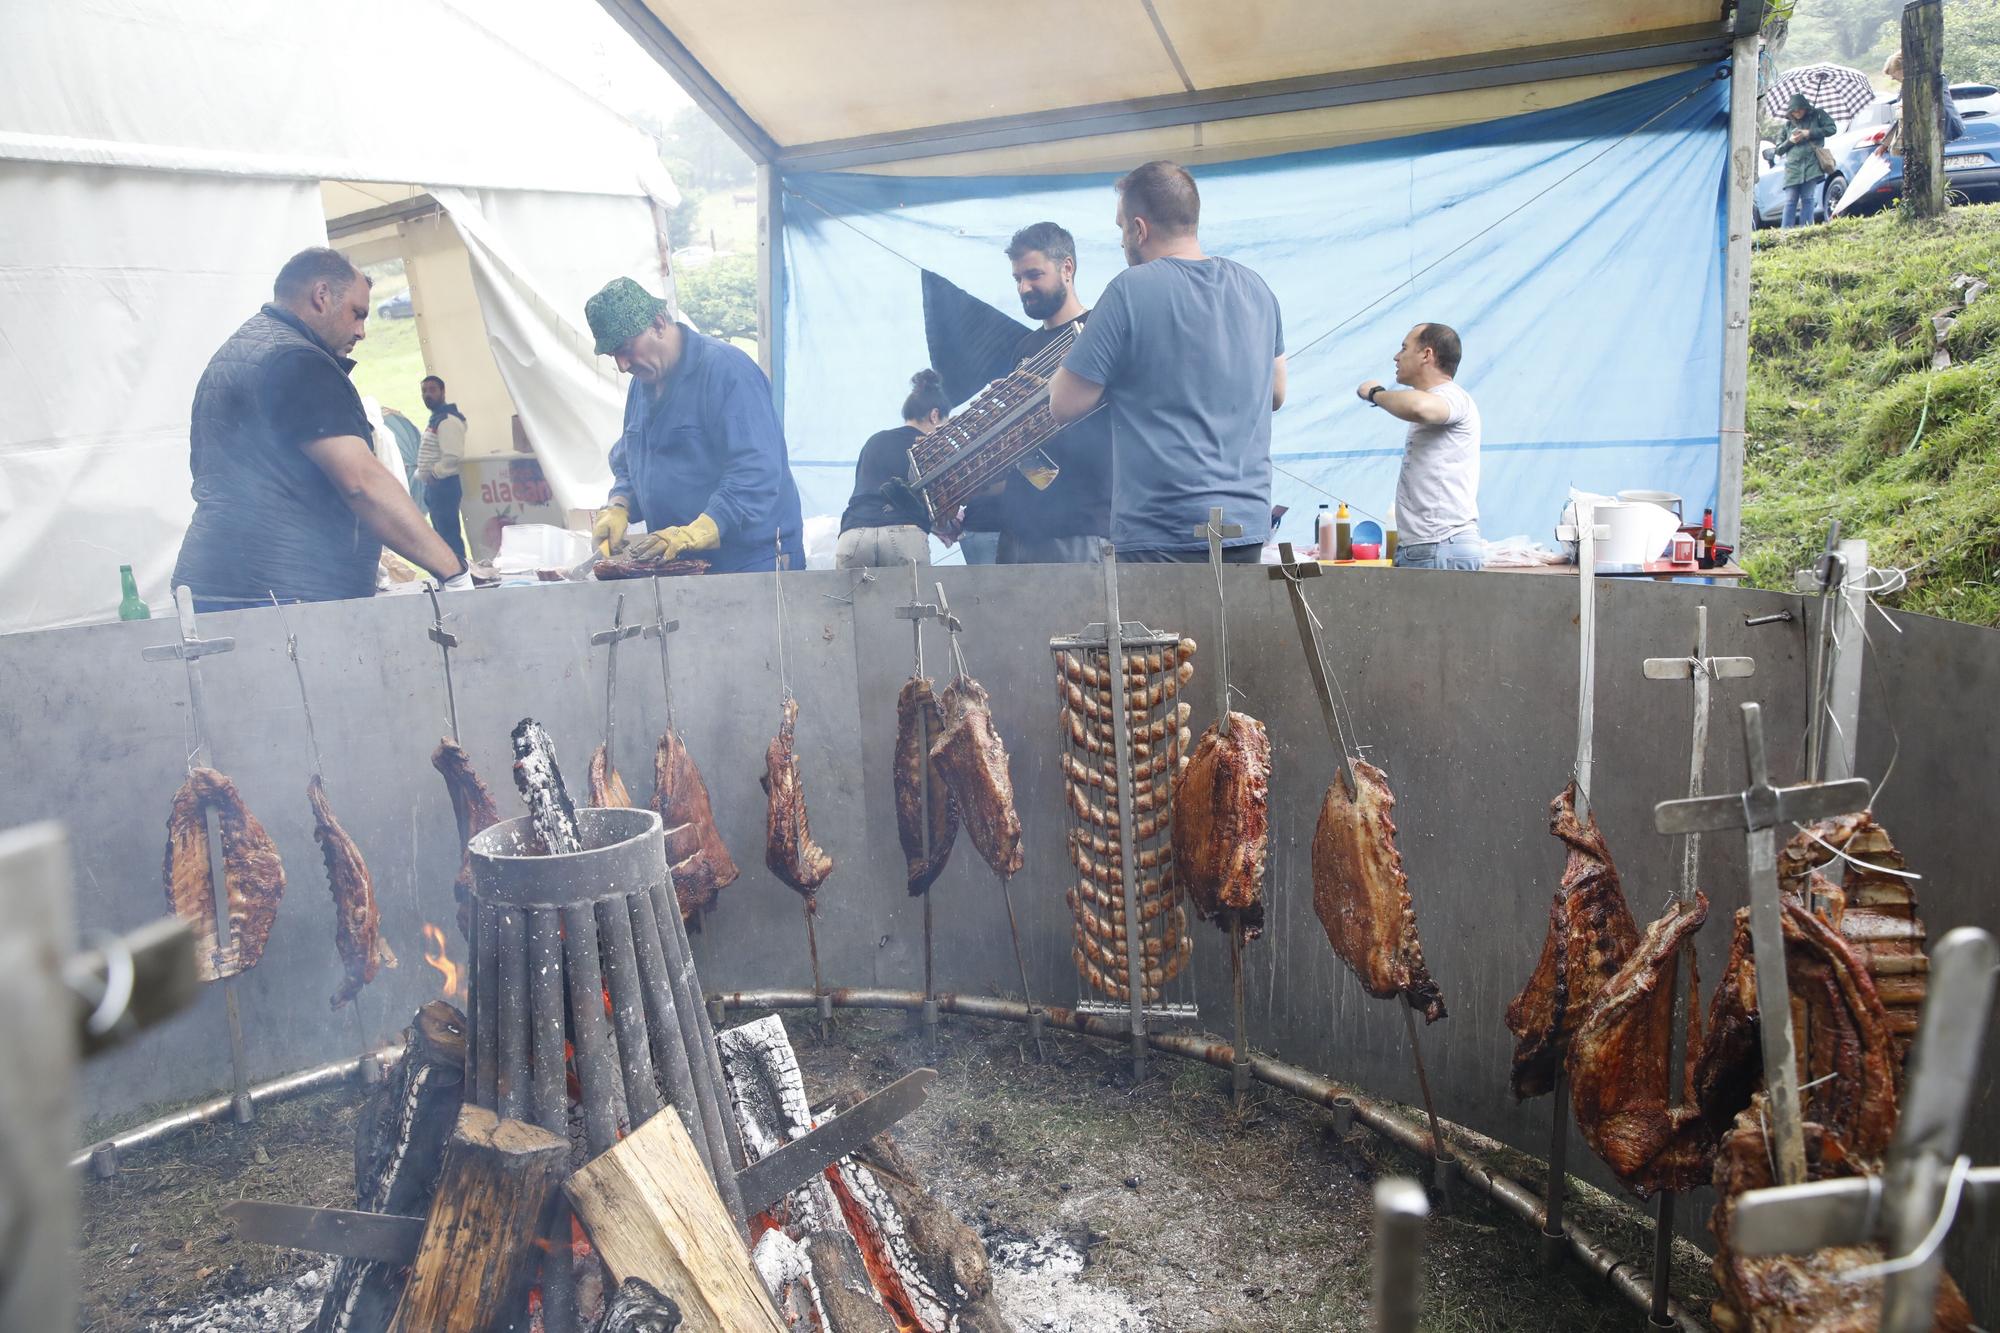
[1049,551,1197,1082]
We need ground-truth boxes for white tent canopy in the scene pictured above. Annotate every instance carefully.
[0,0,678,634]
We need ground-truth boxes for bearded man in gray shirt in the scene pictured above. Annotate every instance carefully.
[1356,322,1483,571]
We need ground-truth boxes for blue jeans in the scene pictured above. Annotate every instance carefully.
[424,474,466,562]
[1782,181,1822,229]
[1394,534,1485,570]
[958,531,1000,565]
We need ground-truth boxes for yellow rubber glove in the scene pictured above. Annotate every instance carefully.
[629,512,721,561]
[591,500,630,557]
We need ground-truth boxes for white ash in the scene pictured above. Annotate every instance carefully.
[148,1261,332,1332]
[985,1231,1149,1333]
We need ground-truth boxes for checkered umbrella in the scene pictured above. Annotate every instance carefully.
[1764,63,1878,123]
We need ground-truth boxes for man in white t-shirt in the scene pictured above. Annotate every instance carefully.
[1356,323,1483,570]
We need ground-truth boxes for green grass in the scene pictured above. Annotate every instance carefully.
[1743,204,2000,625]
[349,266,430,421]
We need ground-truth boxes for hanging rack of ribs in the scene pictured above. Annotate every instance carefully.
[162,767,286,982]
[1050,632,1197,1004]
[763,695,834,895]
[1504,783,1640,1100]
[588,743,633,809]
[309,775,396,1010]
[1172,711,1270,938]
[928,674,1022,880]
[651,727,739,919]
[1310,759,1448,1023]
[431,739,502,940]
[896,676,959,895]
[1703,897,1972,1331]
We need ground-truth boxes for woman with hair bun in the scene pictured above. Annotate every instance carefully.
[835,368,951,569]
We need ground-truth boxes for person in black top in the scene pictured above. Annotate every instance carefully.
[836,369,951,569]
[998,222,1111,564]
[173,247,469,609]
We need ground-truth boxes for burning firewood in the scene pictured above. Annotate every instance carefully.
[316,1001,466,1333]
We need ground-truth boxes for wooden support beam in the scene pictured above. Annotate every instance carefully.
[386,1105,568,1333]
[565,1108,788,1333]
[1901,0,1947,220]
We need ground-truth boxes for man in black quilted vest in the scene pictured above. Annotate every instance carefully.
[172,247,471,609]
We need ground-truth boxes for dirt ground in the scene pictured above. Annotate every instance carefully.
[76,1009,1720,1331]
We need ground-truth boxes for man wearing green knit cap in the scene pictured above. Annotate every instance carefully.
[585,276,804,572]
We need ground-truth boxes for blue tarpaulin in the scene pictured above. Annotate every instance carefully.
[775,65,1729,553]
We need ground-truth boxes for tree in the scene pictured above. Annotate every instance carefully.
[666,188,707,250]
[677,255,757,343]
[660,106,752,191]
[1943,0,2000,81]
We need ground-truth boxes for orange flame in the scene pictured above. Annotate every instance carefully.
[421,923,465,1003]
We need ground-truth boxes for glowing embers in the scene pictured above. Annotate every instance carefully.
[722,1016,1010,1332]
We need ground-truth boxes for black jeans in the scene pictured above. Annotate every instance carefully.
[424,474,466,563]
[1118,543,1262,564]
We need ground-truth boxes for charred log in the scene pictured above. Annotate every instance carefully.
[316,1002,467,1333]
[593,1278,684,1332]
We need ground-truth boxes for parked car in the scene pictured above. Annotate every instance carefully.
[1755,85,1998,225]
[376,291,414,319]
[1831,112,2000,216]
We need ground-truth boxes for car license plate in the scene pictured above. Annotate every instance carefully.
[1945,153,1992,170]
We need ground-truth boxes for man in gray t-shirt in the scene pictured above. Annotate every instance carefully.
[1051,160,1286,561]
[1356,322,1483,571]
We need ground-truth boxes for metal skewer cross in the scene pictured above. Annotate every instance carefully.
[1193,508,1257,1106]
[935,582,1044,1062]
[141,586,253,1123]
[1540,504,1611,1264]
[271,596,383,1086]
[424,585,461,743]
[1653,701,1871,1186]
[1266,544,1450,1200]
[643,577,681,733]
[1638,604,1754,1324]
[589,593,644,770]
[1726,926,1999,1333]
[894,566,946,1052]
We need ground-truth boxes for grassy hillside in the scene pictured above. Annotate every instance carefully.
[1744,205,2000,625]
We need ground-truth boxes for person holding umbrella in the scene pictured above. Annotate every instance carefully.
[1774,92,1839,228]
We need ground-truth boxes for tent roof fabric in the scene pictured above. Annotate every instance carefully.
[606,0,1734,172]
[1,0,676,203]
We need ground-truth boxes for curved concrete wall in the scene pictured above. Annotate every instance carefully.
[2,564,1993,1314]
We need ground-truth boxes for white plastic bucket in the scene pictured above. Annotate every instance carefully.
[1596,501,1680,569]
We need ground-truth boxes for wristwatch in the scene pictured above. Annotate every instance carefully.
[1367,385,1387,404]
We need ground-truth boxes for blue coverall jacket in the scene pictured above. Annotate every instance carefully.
[609,326,805,572]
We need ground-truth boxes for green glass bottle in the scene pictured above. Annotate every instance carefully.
[117,565,151,621]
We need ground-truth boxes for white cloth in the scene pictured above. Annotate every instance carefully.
[1393,379,1481,546]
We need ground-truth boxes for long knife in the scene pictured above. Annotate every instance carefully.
[225,1068,936,1262]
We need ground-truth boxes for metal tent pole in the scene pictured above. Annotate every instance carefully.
[1717,21,1759,549]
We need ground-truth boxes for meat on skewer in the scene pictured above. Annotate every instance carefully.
[650,728,739,920]
[431,740,501,939]
[1504,783,1639,1100]
[762,695,833,894]
[588,743,633,808]
[1563,892,1709,1195]
[310,775,397,1010]
[163,768,286,982]
[894,676,958,895]
[1171,713,1270,937]
[1704,899,1971,1330]
[930,674,1023,879]
[1310,759,1447,1023]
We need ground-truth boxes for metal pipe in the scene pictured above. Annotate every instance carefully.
[527,907,568,1138]
[713,986,1704,1333]
[597,896,664,1125]
[71,1044,401,1172]
[561,901,622,1153]
[475,903,500,1110]
[629,888,719,1182]
[497,908,529,1121]
[651,881,751,1229]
